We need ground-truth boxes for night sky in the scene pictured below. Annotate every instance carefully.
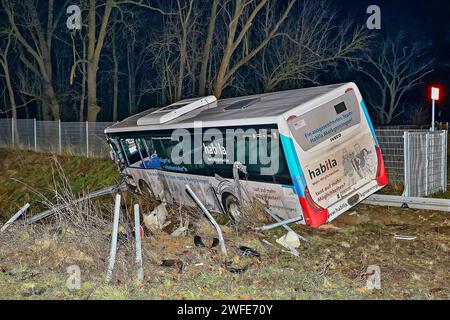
[339,0,450,121]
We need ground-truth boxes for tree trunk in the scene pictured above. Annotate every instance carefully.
[112,22,119,122]
[198,0,219,96]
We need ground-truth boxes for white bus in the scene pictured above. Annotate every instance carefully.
[105,83,388,228]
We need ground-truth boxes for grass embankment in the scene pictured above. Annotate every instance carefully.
[0,148,120,222]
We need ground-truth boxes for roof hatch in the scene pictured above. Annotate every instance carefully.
[137,95,217,125]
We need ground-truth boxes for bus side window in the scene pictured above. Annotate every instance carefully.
[121,138,145,168]
[245,133,293,185]
[143,137,162,169]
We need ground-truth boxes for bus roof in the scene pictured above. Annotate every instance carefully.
[105,83,348,134]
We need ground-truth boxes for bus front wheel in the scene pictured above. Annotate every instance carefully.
[223,194,241,223]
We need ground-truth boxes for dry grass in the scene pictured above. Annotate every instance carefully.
[0,152,449,300]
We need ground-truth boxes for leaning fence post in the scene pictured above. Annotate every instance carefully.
[134,204,144,282]
[1,203,30,232]
[185,184,227,257]
[34,118,37,152]
[106,193,121,283]
[85,121,89,157]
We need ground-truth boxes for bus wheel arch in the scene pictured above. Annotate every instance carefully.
[221,192,241,222]
[138,179,154,199]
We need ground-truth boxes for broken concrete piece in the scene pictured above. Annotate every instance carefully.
[276,231,300,251]
[143,203,168,231]
[171,226,188,237]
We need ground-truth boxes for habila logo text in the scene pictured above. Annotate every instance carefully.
[308,159,337,179]
[203,143,227,156]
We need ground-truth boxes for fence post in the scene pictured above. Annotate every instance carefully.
[34,118,37,152]
[85,121,89,158]
[58,119,62,154]
[403,132,409,197]
[442,131,448,193]
[425,133,429,195]
[11,118,14,146]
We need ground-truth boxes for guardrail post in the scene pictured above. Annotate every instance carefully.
[34,118,37,152]
[85,121,89,158]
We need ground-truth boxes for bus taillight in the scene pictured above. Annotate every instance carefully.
[375,146,388,186]
[300,187,329,228]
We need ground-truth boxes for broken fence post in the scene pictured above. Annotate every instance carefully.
[262,208,308,242]
[185,184,227,257]
[134,203,144,282]
[258,213,303,232]
[106,193,121,283]
[1,203,30,232]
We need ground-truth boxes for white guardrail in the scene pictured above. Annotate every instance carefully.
[363,194,450,212]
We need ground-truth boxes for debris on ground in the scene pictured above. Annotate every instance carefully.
[143,203,169,231]
[394,234,417,241]
[276,231,301,251]
[238,246,261,258]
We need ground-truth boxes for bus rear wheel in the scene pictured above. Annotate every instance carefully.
[224,194,241,223]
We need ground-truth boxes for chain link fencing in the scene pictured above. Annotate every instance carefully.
[0,118,114,158]
[0,119,448,196]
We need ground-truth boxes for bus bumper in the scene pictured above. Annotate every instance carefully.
[326,180,381,223]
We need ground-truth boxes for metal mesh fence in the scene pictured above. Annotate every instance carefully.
[375,128,405,185]
[0,119,113,158]
[404,130,447,197]
[0,120,447,196]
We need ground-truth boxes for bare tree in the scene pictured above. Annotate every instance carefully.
[2,0,64,120]
[254,0,370,92]
[212,0,296,98]
[0,29,17,119]
[198,0,219,96]
[355,34,434,124]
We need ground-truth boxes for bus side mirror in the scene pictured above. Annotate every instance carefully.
[109,150,115,161]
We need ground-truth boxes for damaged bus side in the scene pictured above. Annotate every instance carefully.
[105,83,388,228]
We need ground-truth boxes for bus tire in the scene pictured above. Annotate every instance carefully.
[139,180,154,200]
[223,194,241,222]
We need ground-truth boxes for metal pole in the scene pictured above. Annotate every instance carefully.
[106,193,121,283]
[431,99,435,131]
[262,208,308,242]
[1,203,30,232]
[185,184,227,257]
[258,215,304,231]
[403,132,409,197]
[85,121,89,157]
[11,118,14,146]
[34,118,37,152]
[58,119,62,154]
[134,204,144,282]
